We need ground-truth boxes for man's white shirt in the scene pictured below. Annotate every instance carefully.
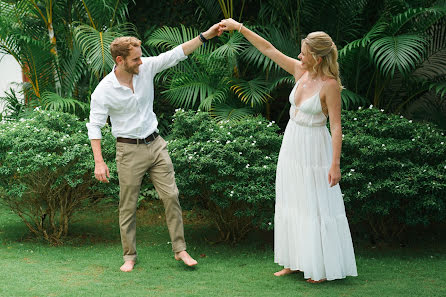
[87,45,187,140]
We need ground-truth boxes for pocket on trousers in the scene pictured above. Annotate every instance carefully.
[159,137,175,173]
[116,142,125,163]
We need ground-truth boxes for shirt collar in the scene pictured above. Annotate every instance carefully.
[110,64,140,89]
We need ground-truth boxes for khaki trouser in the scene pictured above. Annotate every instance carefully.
[116,136,186,262]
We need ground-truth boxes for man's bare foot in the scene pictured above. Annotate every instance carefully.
[274,268,299,276]
[306,278,327,283]
[120,260,135,272]
[174,250,198,266]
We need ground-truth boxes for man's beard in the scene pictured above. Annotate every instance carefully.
[124,62,139,74]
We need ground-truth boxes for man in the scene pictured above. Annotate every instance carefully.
[87,24,221,272]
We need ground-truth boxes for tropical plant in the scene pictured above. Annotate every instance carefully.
[0,0,135,117]
[190,0,446,128]
[168,109,282,243]
[146,24,267,120]
[0,109,119,244]
[340,106,446,241]
[338,1,446,127]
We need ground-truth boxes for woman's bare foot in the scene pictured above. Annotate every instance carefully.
[175,250,198,266]
[120,260,135,272]
[306,278,327,283]
[274,268,299,276]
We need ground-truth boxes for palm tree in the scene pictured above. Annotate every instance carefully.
[144,0,272,121]
[0,0,136,117]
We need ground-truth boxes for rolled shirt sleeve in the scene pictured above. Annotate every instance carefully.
[86,91,109,139]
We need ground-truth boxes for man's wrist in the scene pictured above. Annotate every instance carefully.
[200,32,210,41]
[95,159,105,165]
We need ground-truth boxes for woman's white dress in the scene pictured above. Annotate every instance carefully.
[274,80,358,281]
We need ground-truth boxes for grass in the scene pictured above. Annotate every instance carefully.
[0,201,445,297]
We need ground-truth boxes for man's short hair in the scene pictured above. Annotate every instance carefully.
[110,36,142,63]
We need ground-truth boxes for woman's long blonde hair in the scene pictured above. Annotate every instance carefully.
[303,31,342,89]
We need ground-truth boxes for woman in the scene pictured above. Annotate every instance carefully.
[219,19,357,283]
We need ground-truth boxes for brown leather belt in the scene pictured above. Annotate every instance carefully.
[117,132,159,144]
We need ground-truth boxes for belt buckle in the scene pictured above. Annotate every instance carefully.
[143,134,153,144]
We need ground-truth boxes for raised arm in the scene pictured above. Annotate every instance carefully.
[219,18,303,78]
[182,23,222,56]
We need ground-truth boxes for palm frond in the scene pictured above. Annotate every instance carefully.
[160,59,221,109]
[404,90,446,129]
[211,103,255,122]
[230,77,271,108]
[0,87,26,120]
[74,0,132,29]
[429,81,446,97]
[369,34,427,77]
[74,22,136,77]
[192,0,223,26]
[59,43,87,98]
[199,89,229,111]
[41,92,89,114]
[412,19,446,80]
[210,31,246,60]
[388,7,446,35]
[146,24,216,55]
[241,26,298,74]
[339,21,388,57]
[268,75,295,91]
[341,88,368,110]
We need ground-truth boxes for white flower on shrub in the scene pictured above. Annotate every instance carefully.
[239,152,242,155]
[246,164,250,168]
[369,105,373,109]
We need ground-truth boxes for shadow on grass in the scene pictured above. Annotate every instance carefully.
[1,200,445,260]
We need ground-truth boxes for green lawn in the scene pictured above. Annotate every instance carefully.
[0,202,445,297]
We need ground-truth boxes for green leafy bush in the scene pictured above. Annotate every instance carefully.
[340,106,446,240]
[168,110,282,243]
[0,109,119,243]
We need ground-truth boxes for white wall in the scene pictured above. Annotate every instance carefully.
[0,54,22,113]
